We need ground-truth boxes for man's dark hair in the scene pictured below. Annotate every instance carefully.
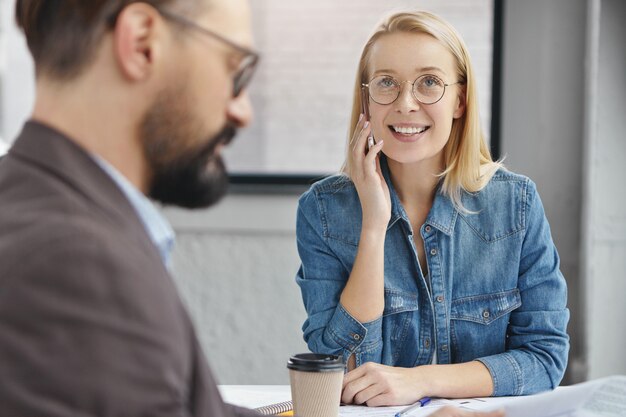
[15,0,198,80]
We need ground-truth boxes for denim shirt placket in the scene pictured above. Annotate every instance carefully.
[406,220,437,365]
[382,155,458,366]
[422,223,452,364]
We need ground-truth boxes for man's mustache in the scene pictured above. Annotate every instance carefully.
[188,122,237,165]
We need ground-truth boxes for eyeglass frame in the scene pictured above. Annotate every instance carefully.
[107,6,260,98]
[361,74,463,106]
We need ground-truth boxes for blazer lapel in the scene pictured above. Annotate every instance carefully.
[9,120,164,265]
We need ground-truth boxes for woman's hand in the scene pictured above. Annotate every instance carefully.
[350,114,391,231]
[342,361,495,407]
[342,362,427,407]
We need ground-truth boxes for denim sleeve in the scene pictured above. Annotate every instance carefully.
[295,189,383,365]
[477,179,570,396]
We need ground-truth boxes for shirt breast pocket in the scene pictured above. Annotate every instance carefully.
[383,289,419,365]
[450,289,521,363]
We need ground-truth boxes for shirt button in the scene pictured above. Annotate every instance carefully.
[436,295,444,303]
[482,310,490,319]
[430,248,437,256]
[425,225,432,233]
[441,344,448,352]
[352,334,361,341]
[424,338,430,348]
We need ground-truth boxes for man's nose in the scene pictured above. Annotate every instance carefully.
[227,90,253,128]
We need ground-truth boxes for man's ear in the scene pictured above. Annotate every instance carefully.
[453,85,467,119]
[113,3,163,81]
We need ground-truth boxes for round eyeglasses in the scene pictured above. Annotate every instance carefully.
[362,74,461,106]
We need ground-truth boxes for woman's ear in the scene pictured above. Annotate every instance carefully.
[453,85,467,119]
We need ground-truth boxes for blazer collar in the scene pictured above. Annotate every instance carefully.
[9,121,153,240]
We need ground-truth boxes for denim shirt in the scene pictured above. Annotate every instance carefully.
[295,158,569,396]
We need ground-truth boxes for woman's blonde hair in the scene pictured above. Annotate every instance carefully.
[342,11,503,210]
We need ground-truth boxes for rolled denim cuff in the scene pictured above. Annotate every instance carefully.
[477,352,524,396]
[327,303,382,364]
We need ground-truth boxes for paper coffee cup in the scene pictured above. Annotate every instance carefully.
[287,353,344,417]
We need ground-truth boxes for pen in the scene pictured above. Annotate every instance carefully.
[394,397,432,417]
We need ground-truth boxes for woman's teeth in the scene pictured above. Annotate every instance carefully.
[391,125,429,134]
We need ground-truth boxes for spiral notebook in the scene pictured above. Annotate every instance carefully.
[254,400,293,415]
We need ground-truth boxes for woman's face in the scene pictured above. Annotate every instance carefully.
[366,32,465,167]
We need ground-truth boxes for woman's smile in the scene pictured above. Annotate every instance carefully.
[388,123,431,142]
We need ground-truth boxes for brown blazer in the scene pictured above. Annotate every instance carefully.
[0,122,260,417]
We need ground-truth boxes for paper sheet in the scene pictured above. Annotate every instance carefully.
[491,375,626,417]
[339,398,497,416]
[219,385,292,410]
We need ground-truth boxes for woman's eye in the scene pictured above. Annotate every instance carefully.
[421,76,443,88]
[377,77,396,88]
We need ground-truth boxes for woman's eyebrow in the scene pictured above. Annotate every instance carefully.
[370,66,446,77]
[417,66,446,74]
[371,68,397,76]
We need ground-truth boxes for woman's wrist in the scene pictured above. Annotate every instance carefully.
[361,217,389,237]
[412,364,439,397]
[412,362,495,398]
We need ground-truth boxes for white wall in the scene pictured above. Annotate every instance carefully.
[0,0,34,143]
[163,196,306,384]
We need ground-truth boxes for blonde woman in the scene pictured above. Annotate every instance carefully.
[295,11,569,406]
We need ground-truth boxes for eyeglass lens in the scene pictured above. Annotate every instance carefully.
[233,55,258,97]
[369,75,447,105]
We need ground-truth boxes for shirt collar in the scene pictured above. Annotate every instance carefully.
[380,155,458,236]
[91,155,175,269]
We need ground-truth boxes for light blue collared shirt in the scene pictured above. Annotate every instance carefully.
[92,155,175,269]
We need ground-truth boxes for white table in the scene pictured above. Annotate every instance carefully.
[220,376,626,417]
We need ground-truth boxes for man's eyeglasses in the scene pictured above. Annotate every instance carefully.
[362,74,462,106]
[107,7,260,98]
[157,9,259,98]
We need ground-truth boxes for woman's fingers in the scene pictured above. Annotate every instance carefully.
[349,113,364,146]
[363,139,384,173]
[341,372,375,404]
[349,114,368,148]
[342,366,366,389]
[351,122,371,164]
[352,382,386,405]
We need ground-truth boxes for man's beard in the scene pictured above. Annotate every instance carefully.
[140,88,237,209]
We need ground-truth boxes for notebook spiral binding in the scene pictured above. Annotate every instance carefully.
[254,400,293,415]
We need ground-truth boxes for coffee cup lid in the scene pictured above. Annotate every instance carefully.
[287,353,344,372]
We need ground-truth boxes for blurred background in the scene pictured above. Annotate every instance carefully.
[1,0,624,385]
